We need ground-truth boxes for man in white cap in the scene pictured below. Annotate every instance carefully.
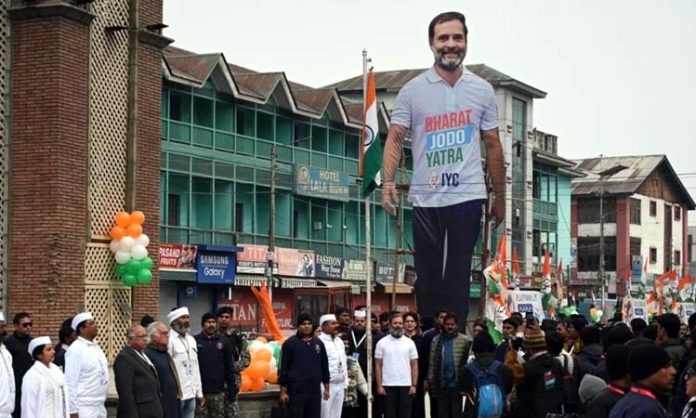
[65,312,109,418]
[0,312,15,418]
[167,307,204,418]
[318,314,347,418]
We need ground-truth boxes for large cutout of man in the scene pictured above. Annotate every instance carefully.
[382,11,505,331]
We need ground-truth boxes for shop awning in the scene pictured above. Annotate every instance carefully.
[377,282,413,294]
[160,269,197,282]
[279,277,318,289]
[234,274,268,287]
[316,279,353,289]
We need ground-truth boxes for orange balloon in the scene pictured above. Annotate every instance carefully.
[110,226,126,241]
[126,223,142,238]
[255,336,268,344]
[253,348,272,363]
[115,212,131,228]
[246,360,270,380]
[240,376,251,392]
[130,211,145,225]
[250,377,265,392]
[267,372,278,384]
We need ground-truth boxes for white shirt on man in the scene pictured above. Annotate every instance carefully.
[64,337,108,414]
[318,332,348,385]
[375,334,418,386]
[168,331,203,400]
[0,343,14,417]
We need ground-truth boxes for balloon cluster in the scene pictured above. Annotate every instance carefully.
[240,337,282,392]
[109,211,153,287]
[589,307,603,323]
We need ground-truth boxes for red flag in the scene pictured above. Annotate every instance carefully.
[556,258,564,302]
[512,248,521,275]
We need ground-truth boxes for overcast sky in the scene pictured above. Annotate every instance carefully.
[163,0,696,219]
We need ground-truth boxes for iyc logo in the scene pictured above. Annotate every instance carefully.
[429,172,459,188]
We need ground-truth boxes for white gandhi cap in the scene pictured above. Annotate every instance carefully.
[72,312,93,331]
[167,307,190,324]
[28,336,52,355]
[319,314,336,325]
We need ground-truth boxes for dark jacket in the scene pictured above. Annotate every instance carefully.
[53,343,68,371]
[5,332,32,417]
[113,346,164,418]
[586,384,628,418]
[458,352,513,418]
[145,345,181,418]
[428,333,471,396]
[661,338,686,369]
[515,353,566,418]
[279,334,330,395]
[574,343,603,382]
[347,328,378,383]
[195,332,235,394]
[608,384,670,418]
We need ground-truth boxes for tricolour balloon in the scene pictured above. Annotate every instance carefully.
[126,223,142,238]
[122,274,137,287]
[141,256,154,270]
[131,245,148,260]
[137,269,153,284]
[252,348,272,363]
[115,251,131,264]
[115,263,128,277]
[126,259,141,276]
[115,211,131,228]
[246,360,270,380]
[109,240,120,253]
[240,376,251,392]
[130,211,145,225]
[110,226,126,241]
[135,234,150,248]
[119,236,136,251]
[250,377,264,392]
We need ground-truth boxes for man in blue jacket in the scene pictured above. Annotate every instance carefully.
[279,313,330,418]
[609,345,676,418]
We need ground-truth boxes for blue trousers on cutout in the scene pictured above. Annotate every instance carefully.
[413,199,484,332]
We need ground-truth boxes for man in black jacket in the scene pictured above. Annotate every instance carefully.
[217,306,249,418]
[4,312,33,418]
[114,324,164,418]
[586,345,630,418]
[279,312,330,418]
[506,327,566,418]
[145,321,182,418]
[574,326,604,383]
[195,313,235,418]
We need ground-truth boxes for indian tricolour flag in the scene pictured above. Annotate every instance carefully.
[360,70,382,196]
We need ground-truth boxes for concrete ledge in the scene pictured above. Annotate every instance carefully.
[9,2,95,25]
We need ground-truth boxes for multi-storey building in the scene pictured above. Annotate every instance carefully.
[571,155,694,297]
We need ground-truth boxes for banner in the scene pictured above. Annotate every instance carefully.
[159,243,197,270]
[237,244,273,275]
[295,165,350,201]
[344,259,367,282]
[374,261,405,284]
[277,248,315,277]
[679,302,695,324]
[315,254,346,279]
[486,290,545,322]
[623,298,648,324]
[196,250,236,285]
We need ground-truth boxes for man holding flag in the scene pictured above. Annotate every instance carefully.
[380,11,506,331]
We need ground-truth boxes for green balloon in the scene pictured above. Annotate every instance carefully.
[115,263,128,277]
[136,269,153,284]
[141,256,154,270]
[126,259,141,275]
[122,274,137,287]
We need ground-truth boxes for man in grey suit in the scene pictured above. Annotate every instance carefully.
[114,324,164,418]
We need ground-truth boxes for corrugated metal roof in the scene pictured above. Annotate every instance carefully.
[166,54,220,84]
[571,155,695,208]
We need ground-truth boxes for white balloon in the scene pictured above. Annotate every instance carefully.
[135,234,150,247]
[115,251,131,264]
[270,357,277,369]
[131,245,148,260]
[119,236,136,251]
[109,240,120,253]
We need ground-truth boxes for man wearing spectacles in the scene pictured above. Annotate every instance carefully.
[4,312,33,418]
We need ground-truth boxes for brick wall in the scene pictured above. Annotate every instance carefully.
[8,11,92,337]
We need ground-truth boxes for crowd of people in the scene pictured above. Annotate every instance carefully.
[0,307,248,418]
[279,307,696,418]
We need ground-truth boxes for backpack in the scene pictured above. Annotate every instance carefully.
[560,354,581,413]
[464,360,504,418]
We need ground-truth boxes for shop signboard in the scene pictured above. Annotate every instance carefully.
[277,247,315,277]
[159,243,197,270]
[295,165,350,202]
[315,254,346,279]
[196,248,237,285]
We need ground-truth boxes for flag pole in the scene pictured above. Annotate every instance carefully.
[362,48,374,418]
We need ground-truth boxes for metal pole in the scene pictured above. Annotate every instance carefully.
[599,157,605,321]
[125,0,140,211]
[390,155,404,310]
[478,180,491,318]
[267,145,277,301]
[362,48,373,418]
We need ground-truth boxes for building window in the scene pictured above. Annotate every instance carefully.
[167,194,180,226]
[169,91,191,122]
[577,237,616,271]
[512,99,526,142]
[674,250,681,266]
[235,203,244,232]
[577,197,616,223]
[630,198,641,225]
[649,201,657,217]
[674,206,681,222]
[650,247,657,264]
[689,234,693,263]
